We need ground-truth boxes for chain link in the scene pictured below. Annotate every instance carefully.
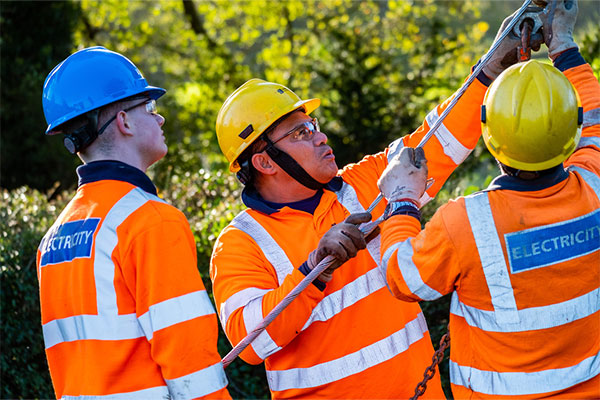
[410,328,451,400]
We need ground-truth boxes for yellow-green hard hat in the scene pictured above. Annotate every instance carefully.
[481,60,582,171]
[216,79,320,173]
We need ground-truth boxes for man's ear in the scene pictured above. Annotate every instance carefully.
[115,111,133,136]
[252,152,276,176]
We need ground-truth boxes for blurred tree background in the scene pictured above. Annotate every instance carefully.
[1,0,598,398]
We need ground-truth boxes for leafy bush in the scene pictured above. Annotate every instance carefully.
[1,187,69,399]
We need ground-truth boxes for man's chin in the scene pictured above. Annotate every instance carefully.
[318,164,339,183]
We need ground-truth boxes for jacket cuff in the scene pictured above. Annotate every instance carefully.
[472,60,493,87]
[553,48,585,72]
[298,261,327,291]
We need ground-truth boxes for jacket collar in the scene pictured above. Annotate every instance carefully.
[77,160,158,196]
[486,165,568,192]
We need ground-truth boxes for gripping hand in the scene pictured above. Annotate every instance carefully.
[541,0,578,60]
[483,6,545,79]
[378,147,428,206]
[307,212,371,282]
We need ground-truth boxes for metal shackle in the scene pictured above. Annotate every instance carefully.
[512,10,544,37]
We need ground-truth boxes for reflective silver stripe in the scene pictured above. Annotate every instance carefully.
[465,193,520,324]
[166,362,228,400]
[577,136,600,149]
[450,288,600,332]
[243,296,281,359]
[302,267,386,329]
[449,350,600,395]
[334,181,381,266]
[383,240,442,301]
[219,287,271,328]
[570,166,600,198]
[61,385,169,399]
[380,244,393,281]
[335,180,364,214]
[231,211,294,285]
[387,137,405,161]
[583,108,600,128]
[425,107,471,165]
[138,290,216,341]
[43,314,144,349]
[94,188,164,315]
[267,312,428,391]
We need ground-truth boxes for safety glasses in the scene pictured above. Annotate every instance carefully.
[97,98,157,136]
[271,118,320,145]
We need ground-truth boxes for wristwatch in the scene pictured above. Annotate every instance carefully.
[383,200,420,220]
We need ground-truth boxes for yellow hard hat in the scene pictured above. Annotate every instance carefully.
[481,60,583,171]
[216,79,320,172]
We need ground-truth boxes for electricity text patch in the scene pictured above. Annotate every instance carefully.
[505,209,600,273]
[40,218,100,266]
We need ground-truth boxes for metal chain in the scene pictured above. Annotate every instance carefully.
[410,328,451,400]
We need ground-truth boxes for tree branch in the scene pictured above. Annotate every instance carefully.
[182,0,218,50]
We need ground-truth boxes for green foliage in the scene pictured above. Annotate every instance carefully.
[0,187,69,399]
[73,0,487,175]
[0,1,82,191]
[579,21,600,79]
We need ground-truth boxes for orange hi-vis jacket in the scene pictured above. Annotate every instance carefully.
[210,71,489,398]
[380,55,600,399]
[36,161,230,400]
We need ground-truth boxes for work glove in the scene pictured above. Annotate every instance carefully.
[377,147,428,206]
[540,0,578,60]
[482,6,545,80]
[307,212,372,282]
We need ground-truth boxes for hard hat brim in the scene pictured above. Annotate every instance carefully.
[45,86,166,135]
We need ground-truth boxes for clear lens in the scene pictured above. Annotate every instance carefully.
[292,118,319,141]
[145,99,157,114]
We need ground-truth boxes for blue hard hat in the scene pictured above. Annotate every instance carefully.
[42,46,166,134]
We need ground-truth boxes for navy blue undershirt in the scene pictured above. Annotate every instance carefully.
[263,190,324,214]
[242,176,343,215]
[77,160,157,196]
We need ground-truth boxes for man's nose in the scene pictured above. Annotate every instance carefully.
[313,129,328,145]
[156,113,165,126]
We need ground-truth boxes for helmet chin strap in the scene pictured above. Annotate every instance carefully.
[262,136,325,190]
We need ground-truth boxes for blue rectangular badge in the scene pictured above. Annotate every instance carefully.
[40,218,100,266]
[505,209,600,273]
